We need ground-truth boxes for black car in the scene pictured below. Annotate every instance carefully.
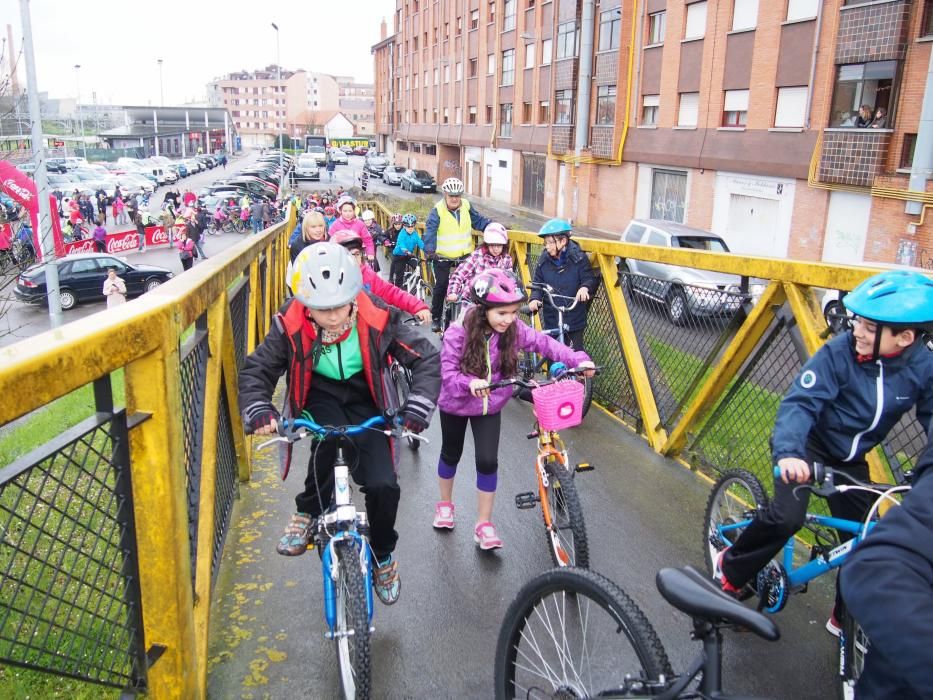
[400,169,436,193]
[45,158,68,174]
[14,253,174,310]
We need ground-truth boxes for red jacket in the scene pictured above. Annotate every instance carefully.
[361,265,427,316]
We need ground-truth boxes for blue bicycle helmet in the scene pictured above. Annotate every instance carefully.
[538,218,572,238]
[843,270,933,329]
[401,213,418,227]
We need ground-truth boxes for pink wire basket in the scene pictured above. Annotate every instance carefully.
[532,380,585,431]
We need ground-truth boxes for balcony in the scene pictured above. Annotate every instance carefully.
[817,128,892,188]
[836,0,911,64]
[589,125,614,158]
[551,125,573,155]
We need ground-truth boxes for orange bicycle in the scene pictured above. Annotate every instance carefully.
[488,366,598,568]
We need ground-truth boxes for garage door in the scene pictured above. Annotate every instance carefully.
[726,194,780,257]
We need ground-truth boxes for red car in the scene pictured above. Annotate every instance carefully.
[351,146,369,156]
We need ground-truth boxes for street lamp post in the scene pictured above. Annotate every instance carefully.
[157,58,164,107]
[271,22,283,189]
[74,64,87,159]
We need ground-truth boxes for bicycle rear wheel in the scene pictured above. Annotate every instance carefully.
[838,611,869,700]
[703,469,767,576]
[333,539,371,699]
[542,457,588,568]
[495,567,672,699]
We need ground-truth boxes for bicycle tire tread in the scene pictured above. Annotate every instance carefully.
[543,459,589,569]
[494,567,673,699]
[334,540,371,699]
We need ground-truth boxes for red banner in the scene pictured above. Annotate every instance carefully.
[0,160,65,259]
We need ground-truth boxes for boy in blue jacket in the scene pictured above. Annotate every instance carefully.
[714,271,933,633]
[841,425,933,700]
[527,219,599,351]
[390,213,424,289]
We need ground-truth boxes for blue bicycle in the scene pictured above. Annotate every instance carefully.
[703,465,910,700]
[258,413,426,700]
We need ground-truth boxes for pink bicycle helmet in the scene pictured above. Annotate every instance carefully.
[330,230,363,249]
[470,269,527,307]
[483,223,508,246]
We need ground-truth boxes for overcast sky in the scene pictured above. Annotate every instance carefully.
[1,0,394,106]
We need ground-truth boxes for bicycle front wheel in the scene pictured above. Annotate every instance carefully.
[703,468,767,576]
[838,612,869,700]
[333,539,371,699]
[495,567,672,699]
[579,374,594,418]
[542,457,588,568]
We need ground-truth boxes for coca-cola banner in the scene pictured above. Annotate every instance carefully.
[62,224,186,256]
[0,160,64,259]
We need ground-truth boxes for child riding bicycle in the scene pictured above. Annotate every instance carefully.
[434,269,594,549]
[390,214,424,289]
[527,219,599,351]
[445,222,513,302]
[238,243,441,605]
[715,270,933,633]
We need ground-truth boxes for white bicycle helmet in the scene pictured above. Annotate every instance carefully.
[441,177,464,195]
[289,242,362,309]
[361,209,375,222]
[483,223,508,245]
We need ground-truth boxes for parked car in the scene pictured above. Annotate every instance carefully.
[399,169,436,193]
[15,253,174,310]
[617,219,762,325]
[63,157,89,171]
[182,159,203,174]
[381,165,406,186]
[340,145,354,154]
[363,154,388,176]
[351,146,369,156]
[16,163,36,176]
[45,158,68,174]
[294,154,321,180]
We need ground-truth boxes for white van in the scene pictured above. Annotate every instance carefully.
[149,167,177,185]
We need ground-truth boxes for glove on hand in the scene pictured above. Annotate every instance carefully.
[243,402,279,434]
[399,395,433,434]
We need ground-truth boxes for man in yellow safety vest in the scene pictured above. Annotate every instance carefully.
[423,177,496,332]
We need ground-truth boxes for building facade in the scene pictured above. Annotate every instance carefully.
[208,68,375,148]
[373,0,933,267]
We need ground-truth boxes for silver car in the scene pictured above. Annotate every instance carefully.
[618,219,762,325]
[381,165,406,185]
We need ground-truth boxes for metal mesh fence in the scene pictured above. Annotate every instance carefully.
[583,285,639,425]
[211,386,239,584]
[621,273,748,429]
[687,315,801,492]
[229,279,250,369]
[179,329,209,588]
[0,411,147,690]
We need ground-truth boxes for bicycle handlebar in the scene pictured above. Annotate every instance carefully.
[486,365,600,392]
[256,414,428,450]
[527,283,580,313]
[771,463,910,498]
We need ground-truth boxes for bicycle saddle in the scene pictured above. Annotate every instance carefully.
[656,566,780,641]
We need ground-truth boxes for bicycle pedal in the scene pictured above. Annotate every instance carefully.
[575,462,594,473]
[515,492,539,509]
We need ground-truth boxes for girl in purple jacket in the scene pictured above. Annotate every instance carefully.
[434,269,595,549]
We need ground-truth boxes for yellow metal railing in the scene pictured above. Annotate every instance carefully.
[0,206,294,698]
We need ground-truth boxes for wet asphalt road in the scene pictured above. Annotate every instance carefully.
[207,396,838,700]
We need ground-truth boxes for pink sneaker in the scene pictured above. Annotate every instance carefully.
[474,521,503,550]
[433,501,455,529]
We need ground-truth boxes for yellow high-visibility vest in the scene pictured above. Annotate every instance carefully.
[435,199,476,259]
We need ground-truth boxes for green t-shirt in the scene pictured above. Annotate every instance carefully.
[314,326,364,381]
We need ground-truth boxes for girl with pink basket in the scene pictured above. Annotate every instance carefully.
[434,269,595,550]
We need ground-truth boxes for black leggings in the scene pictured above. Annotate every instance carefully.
[438,410,501,492]
[297,373,400,560]
[430,258,455,321]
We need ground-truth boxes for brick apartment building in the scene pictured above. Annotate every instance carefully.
[209,68,375,149]
[373,0,933,267]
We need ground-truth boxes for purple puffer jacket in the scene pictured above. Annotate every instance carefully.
[439,314,591,416]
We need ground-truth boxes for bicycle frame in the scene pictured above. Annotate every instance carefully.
[533,430,570,542]
[717,513,874,608]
